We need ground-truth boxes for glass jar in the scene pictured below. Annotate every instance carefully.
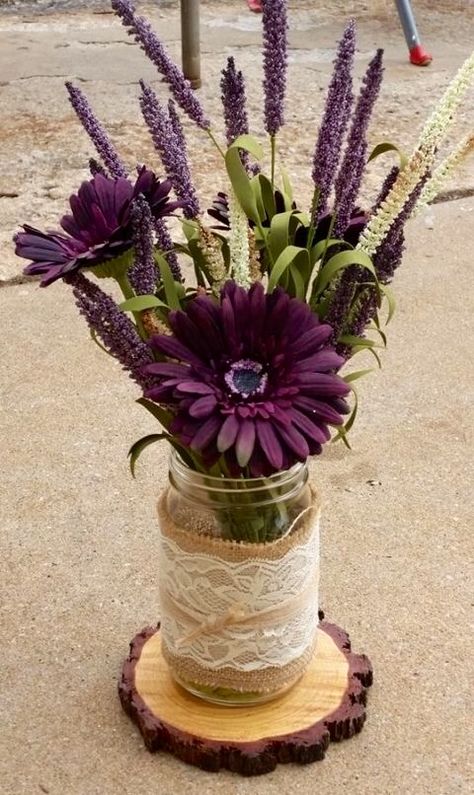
[157,452,320,706]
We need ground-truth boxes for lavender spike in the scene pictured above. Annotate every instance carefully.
[311,21,356,222]
[111,0,210,130]
[129,195,159,296]
[340,173,430,351]
[65,82,127,178]
[140,81,200,219]
[65,272,155,388]
[372,165,400,212]
[373,173,428,283]
[155,217,182,281]
[262,0,288,136]
[334,49,384,236]
[221,56,250,145]
[167,99,186,153]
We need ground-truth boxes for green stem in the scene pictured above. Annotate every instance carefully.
[116,272,146,339]
[306,186,321,252]
[270,135,276,189]
[206,128,226,159]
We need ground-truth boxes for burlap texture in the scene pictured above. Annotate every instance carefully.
[157,486,320,694]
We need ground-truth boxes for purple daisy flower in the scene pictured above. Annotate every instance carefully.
[15,167,181,286]
[143,282,350,476]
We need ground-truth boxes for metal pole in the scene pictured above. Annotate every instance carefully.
[394,0,432,65]
[181,0,201,89]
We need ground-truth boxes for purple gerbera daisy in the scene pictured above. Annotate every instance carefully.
[144,282,350,476]
[15,167,181,286]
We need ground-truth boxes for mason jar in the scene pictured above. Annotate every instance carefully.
[157,451,320,705]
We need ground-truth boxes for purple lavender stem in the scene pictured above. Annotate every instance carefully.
[311,20,356,222]
[65,271,155,388]
[334,49,384,236]
[129,195,159,296]
[140,81,200,219]
[154,216,182,281]
[65,82,127,178]
[111,0,210,130]
[262,0,288,137]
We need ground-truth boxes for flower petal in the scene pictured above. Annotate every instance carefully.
[189,415,221,451]
[275,422,309,460]
[256,419,284,470]
[217,414,240,453]
[188,394,217,419]
[236,419,256,467]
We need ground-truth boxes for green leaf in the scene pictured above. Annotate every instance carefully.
[368,141,408,169]
[136,397,174,431]
[119,295,167,312]
[268,246,310,293]
[364,345,383,368]
[310,237,347,266]
[379,283,396,324]
[182,219,200,242]
[250,175,265,222]
[268,211,295,260]
[369,322,387,348]
[332,383,360,446]
[258,174,277,220]
[314,249,379,299]
[128,433,168,478]
[89,328,113,358]
[155,253,181,310]
[338,334,381,349]
[91,250,134,280]
[225,135,264,224]
[343,368,374,383]
[290,263,306,300]
[280,167,294,207]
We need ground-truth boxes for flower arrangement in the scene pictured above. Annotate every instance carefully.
[15,1,474,538]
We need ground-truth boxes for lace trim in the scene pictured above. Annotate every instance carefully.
[157,511,320,673]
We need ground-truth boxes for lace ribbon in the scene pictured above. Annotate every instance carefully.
[157,505,320,673]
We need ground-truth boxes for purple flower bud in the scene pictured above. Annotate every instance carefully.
[66,271,155,388]
[262,0,288,137]
[112,0,210,130]
[65,82,127,178]
[140,81,200,219]
[334,49,384,236]
[129,195,159,296]
[311,21,356,222]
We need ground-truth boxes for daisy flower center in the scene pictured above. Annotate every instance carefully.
[224,359,268,400]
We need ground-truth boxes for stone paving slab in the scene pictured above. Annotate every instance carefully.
[1,195,473,794]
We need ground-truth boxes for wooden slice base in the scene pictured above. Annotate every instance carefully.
[118,617,373,776]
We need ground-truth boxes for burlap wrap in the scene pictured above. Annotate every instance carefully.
[157,488,320,693]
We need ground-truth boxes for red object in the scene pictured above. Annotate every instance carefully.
[409,44,433,66]
[247,0,263,12]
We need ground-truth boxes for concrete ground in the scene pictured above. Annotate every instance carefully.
[1,2,473,794]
